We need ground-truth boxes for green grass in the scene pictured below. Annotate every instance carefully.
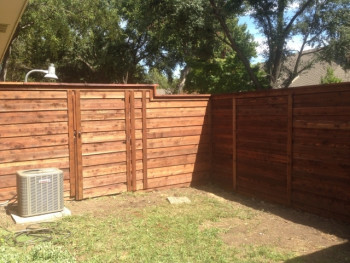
[0,191,295,263]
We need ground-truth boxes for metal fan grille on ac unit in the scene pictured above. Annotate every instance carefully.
[17,168,64,217]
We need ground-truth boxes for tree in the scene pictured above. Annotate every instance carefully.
[209,0,263,90]
[1,0,146,83]
[2,0,261,94]
[184,18,266,93]
[209,0,349,89]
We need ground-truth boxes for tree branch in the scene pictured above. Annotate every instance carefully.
[209,0,263,90]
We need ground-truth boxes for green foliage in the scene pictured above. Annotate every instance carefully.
[145,68,178,93]
[320,67,342,84]
[184,17,268,94]
[2,0,259,94]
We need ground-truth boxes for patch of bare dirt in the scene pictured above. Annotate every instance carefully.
[1,185,349,262]
[199,186,350,262]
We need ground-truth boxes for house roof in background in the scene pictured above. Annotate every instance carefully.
[288,50,350,87]
[0,0,28,63]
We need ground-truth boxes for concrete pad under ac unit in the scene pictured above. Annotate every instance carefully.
[11,207,71,224]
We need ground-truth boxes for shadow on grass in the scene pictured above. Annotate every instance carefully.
[192,183,350,262]
[285,242,350,263]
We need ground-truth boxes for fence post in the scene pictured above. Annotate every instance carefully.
[142,90,148,190]
[287,94,293,205]
[232,97,237,191]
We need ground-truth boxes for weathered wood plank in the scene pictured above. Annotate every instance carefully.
[237,140,287,154]
[293,144,350,163]
[83,183,127,198]
[0,134,68,151]
[292,191,350,219]
[236,96,288,106]
[148,162,210,178]
[82,152,127,167]
[81,120,126,133]
[147,172,208,188]
[0,145,69,163]
[80,91,125,99]
[147,144,210,159]
[0,111,68,125]
[293,119,350,130]
[147,135,210,149]
[293,158,350,181]
[148,153,210,169]
[293,91,350,107]
[0,122,68,138]
[0,157,69,176]
[80,99,125,110]
[81,131,126,144]
[0,187,17,202]
[82,141,127,155]
[293,106,350,116]
[0,91,67,99]
[83,173,127,189]
[146,116,209,129]
[237,104,287,116]
[80,109,126,121]
[147,125,210,139]
[83,162,127,178]
[237,149,288,163]
[0,99,67,112]
[292,176,350,202]
[147,100,209,109]
[147,107,208,118]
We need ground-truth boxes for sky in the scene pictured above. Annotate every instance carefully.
[238,10,313,64]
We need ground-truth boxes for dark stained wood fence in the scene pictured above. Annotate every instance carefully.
[212,82,350,222]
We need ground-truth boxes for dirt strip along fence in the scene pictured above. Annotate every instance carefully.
[212,82,350,222]
[0,83,211,202]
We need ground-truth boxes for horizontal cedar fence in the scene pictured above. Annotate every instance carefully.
[0,83,210,202]
[1,82,349,223]
[212,82,350,222]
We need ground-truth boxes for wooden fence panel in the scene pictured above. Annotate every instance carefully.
[212,83,350,222]
[292,90,350,221]
[1,82,349,222]
[211,97,233,189]
[79,90,128,198]
[235,95,289,204]
[0,90,71,201]
[144,97,211,190]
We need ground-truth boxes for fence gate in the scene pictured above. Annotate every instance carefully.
[69,89,139,200]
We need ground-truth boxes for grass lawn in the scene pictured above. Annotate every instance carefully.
[0,186,349,262]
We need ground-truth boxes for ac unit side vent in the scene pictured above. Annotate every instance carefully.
[17,168,64,217]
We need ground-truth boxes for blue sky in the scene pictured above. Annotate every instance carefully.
[238,9,313,64]
[238,15,265,63]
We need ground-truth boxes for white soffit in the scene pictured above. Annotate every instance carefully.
[0,0,28,63]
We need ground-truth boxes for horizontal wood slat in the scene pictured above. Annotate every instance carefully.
[212,83,350,222]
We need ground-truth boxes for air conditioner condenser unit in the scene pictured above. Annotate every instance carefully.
[16,168,64,217]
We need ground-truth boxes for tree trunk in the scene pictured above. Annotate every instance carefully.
[177,65,190,94]
[0,46,11,81]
